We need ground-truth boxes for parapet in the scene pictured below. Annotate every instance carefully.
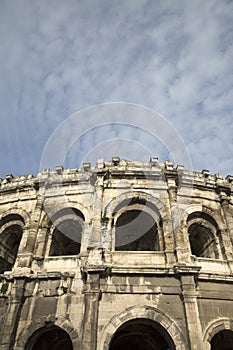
[0,157,232,194]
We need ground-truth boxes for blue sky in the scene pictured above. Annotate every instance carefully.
[0,0,232,178]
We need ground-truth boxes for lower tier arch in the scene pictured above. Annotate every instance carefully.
[24,325,73,350]
[98,305,186,350]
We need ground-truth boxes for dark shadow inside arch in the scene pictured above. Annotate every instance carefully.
[0,225,23,273]
[49,219,82,256]
[109,318,175,350]
[49,208,84,256]
[210,329,233,350]
[0,213,24,273]
[188,212,219,259]
[24,325,73,350]
[115,210,159,251]
[189,223,218,258]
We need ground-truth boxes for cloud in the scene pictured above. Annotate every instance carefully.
[0,0,232,177]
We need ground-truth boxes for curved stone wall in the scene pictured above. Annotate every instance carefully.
[0,159,232,349]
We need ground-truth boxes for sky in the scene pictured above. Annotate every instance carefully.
[0,0,232,178]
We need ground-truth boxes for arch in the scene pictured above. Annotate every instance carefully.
[184,205,225,232]
[98,306,186,350]
[104,191,164,219]
[203,317,233,350]
[24,325,73,350]
[187,211,220,259]
[48,208,85,256]
[109,318,175,350]
[16,316,79,350]
[41,200,91,226]
[0,214,25,228]
[50,207,85,224]
[0,213,25,273]
[0,207,30,226]
[104,191,164,252]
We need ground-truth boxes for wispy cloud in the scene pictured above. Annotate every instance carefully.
[0,0,232,177]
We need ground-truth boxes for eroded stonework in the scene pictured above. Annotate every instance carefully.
[0,158,233,349]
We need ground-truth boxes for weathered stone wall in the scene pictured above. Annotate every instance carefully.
[0,159,232,349]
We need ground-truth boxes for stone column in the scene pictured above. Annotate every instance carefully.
[175,266,204,350]
[0,278,26,350]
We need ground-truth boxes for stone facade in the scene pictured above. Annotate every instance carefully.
[0,158,233,349]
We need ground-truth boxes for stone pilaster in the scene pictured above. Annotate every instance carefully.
[175,265,203,350]
[81,247,105,350]
[82,290,100,349]
[90,177,104,248]
[15,196,43,271]
[163,178,177,265]
[219,193,233,272]
[174,219,193,264]
[0,278,26,350]
[33,225,49,259]
[220,193,233,246]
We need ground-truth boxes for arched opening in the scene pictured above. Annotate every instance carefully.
[188,223,218,258]
[49,208,84,256]
[49,219,82,256]
[115,210,159,251]
[188,212,219,259]
[109,318,175,350]
[210,329,233,350]
[25,325,73,350]
[0,214,24,273]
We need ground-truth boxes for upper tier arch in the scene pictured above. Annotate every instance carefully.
[103,190,164,219]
